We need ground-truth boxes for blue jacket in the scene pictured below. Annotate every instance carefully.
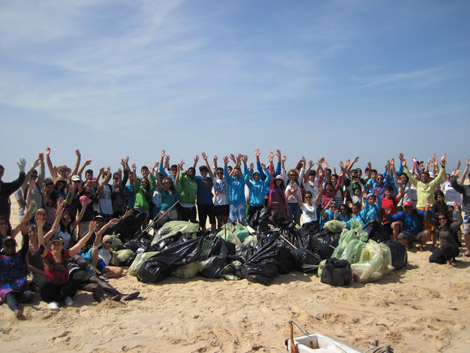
[224,164,247,207]
[245,168,271,207]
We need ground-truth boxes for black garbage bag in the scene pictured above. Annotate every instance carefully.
[294,248,321,272]
[236,244,255,261]
[112,212,147,241]
[383,240,407,269]
[241,261,279,285]
[137,236,204,283]
[121,232,153,253]
[210,237,236,257]
[366,220,390,243]
[321,257,352,286]
[199,255,230,279]
[310,229,340,260]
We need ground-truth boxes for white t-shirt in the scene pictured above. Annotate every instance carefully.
[301,203,317,223]
[213,177,229,205]
[98,247,113,266]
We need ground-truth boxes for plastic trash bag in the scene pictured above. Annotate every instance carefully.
[109,234,123,250]
[323,220,346,234]
[199,256,230,279]
[137,237,204,283]
[128,251,159,276]
[320,257,352,286]
[241,261,279,285]
[310,230,340,260]
[115,249,135,266]
[171,262,203,279]
[351,240,393,283]
[383,240,407,270]
[151,220,200,246]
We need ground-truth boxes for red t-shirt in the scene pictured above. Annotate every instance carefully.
[43,250,71,285]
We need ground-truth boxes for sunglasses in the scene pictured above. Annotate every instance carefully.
[104,241,113,244]
[288,174,296,177]
[438,217,447,221]
[31,175,38,179]
[305,196,312,199]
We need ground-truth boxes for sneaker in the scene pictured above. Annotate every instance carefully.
[64,297,73,307]
[48,301,60,310]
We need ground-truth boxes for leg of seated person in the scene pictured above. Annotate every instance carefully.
[102,266,124,278]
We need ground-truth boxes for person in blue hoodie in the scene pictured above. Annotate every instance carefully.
[224,154,247,224]
[245,159,271,218]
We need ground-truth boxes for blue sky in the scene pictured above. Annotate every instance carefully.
[1,0,469,180]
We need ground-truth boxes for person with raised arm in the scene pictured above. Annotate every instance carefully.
[211,155,229,227]
[178,157,198,222]
[37,214,97,309]
[426,201,462,265]
[245,150,272,218]
[155,162,181,225]
[196,153,216,230]
[282,155,305,225]
[450,161,470,257]
[0,159,26,219]
[290,182,322,231]
[224,154,247,224]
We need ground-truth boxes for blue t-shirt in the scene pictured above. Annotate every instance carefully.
[195,176,213,205]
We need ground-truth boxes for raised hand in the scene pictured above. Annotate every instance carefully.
[441,154,447,167]
[46,147,51,156]
[255,149,261,158]
[17,158,26,172]
[202,152,208,161]
[223,156,229,165]
[76,149,81,157]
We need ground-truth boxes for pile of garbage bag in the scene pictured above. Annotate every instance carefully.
[103,208,408,286]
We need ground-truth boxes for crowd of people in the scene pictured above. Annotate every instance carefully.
[1,148,469,319]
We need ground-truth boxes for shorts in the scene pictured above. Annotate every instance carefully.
[197,204,216,225]
[398,230,426,243]
[180,205,197,221]
[229,204,246,223]
[214,205,229,217]
[96,258,107,272]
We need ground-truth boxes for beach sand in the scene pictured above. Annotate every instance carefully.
[2,197,470,353]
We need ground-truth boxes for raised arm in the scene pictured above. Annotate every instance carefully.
[68,221,98,257]
[43,203,65,243]
[72,149,81,176]
[202,152,214,180]
[45,147,56,181]
[78,159,92,178]
[460,158,470,185]
[174,162,182,191]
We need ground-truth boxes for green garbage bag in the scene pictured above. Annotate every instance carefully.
[115,249,135,264]
[151,221,200,246]
[109,234,123,250]
[128,251,159,277]
[171,262,203,279]
[351,240,393,283]
[324,220,346,233]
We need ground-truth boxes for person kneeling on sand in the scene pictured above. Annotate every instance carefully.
[385,200,431,250]
[68,255,139,302]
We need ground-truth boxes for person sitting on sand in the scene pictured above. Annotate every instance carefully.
[425,201,462,265]
[68,255,139,303]
[0,230,33,319]
[37,215,97,310]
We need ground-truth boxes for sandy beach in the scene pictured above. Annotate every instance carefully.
[2,197,470,353]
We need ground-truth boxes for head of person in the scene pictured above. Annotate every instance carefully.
[199,166,209,177]
[43,178,55,193]
[140,177,150,191]
[325,182,333,192]
[367,193,376,205]
[141,166,149,179]
[102,235,114,250]
[352,202,362,215]
[93,215,106,230]
[325,168,332,177]
[112,172,121,185]
[435,190,444,203]
[403,200,414,215]
[54,177,67,191]
[0,217,11,236]
[233,166,241,178]
[376,173,384,185]
[304,191,313,204]
[29,169,38,183]
[71,175,82,189]
[253,171,260,182]
[356,168,362,177]
[0,164,4,181]
[128,171,135,183]
[170,165,178,176]
[370,169,378,180]
[437,212,450,227]
[385,186,394,199]
[227,166,233,174]
[187,167,196,179]
[421,171,430,183]
[60,212,73,229]
[50,236,65,253]
[307,170,316,182]
[2,236,17,255]
[331,174,338,185]
[398,172,409,185]
[339,204,348,214]
[274,175,284,189]
[163,177,175,192]
[85,169,94,181]
[329,201,336,211]
[216,167,224,180]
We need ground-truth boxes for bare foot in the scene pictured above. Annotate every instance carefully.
[15,310,25,320]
